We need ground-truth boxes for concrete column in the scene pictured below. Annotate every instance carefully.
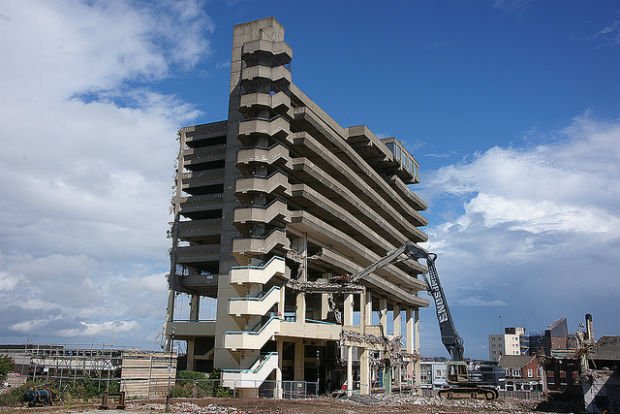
[190,295,200,320]
[364,291,373,326]
[414,308,421,385]
[164,290,176,352]
[359,348,370,395]
[276,340,283,398]
[279,284,286,317]
[379,297,388,335]
[296,292,306,323]
[392,304,401,387]
[393,305,401,338]
[360,291,366,333]
[344,294,354,326]
[186,339,196,371]
[294,341,304,381]
[321,294,329,320]
[406,307,414,380]
[347,346,353,396]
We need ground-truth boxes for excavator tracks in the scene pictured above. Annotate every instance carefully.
[438,387,499,401]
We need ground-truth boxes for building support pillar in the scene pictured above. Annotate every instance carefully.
[321,294,329,320]
[296,292,306,323]
[344,294,354,326]
[360,348,370,395]
[379,297,388,334]
[279,284,286,317]
[275,339,283,398]
[164,290,176,352]
[294,341,304,381]
[393,304,401,387]
[406,307,414,381]
[347,345,353,396]
[414,308,421,386]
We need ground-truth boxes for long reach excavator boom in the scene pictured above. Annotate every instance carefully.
[348,241,497,400]
[349,242,464,361]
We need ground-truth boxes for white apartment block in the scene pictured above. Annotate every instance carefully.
[489,327,525,362]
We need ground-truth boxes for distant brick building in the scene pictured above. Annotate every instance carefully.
[498,355,543,391]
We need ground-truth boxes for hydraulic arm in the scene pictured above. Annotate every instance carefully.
[349,241,464,361]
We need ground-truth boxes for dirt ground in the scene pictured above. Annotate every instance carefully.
[0,396,570,414]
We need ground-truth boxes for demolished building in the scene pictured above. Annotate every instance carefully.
[163,17,429,396]
[577,315,620,414]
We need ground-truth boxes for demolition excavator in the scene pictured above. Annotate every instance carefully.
[348,241,499,400]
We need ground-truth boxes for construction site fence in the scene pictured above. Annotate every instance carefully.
[16,375,542,402]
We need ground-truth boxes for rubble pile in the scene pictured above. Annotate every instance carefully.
[125,401,246,413]
[172,402,245,413]
[345,394,543,413]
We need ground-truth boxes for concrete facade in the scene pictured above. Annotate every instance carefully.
[164,17,429,395]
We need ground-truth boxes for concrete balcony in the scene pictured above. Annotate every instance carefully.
[242,38,292,61]
[224,317,281,351]
[179,194,223,216]
[234,200,290,225]
[229,286,280,317]
[240,92,291,116]
[235,172,291,196]
[236,144,291,169]
[292,105,428,229]
[182,121,227,145]
[182,144,226,167]
[288,210,428,295]
[241,65,291,84]
[238,117,290,141]
[232,229,290,257]
[278,320,342,341]
[221,352,279,389]
[175,244,220,264]
[169,273,218,296]
[290,157,425,244]
[165,320,216,339]
[181,168,225,191]
[230,256,286,285]
[177,218,222,241]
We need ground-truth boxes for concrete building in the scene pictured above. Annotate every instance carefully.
[163,17,429,396]
[488,327,526,362]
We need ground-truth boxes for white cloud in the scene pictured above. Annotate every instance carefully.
[0,272,18,291]
[10,315,64,333]
[58,320,139,337]
[418,115,620,357]
[455,297,507,307]
[0,0,213,347]
[423,115,620,238]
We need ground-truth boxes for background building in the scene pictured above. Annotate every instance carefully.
[163,17,429,396]
[488,327,527,362]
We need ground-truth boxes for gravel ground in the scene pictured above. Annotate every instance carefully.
[0,395,573,414]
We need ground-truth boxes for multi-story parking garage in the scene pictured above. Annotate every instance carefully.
[164,17,429,396]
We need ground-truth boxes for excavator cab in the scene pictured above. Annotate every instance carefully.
[446,361,469,384]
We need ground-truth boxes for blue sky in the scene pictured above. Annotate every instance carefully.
[0,0,618,360]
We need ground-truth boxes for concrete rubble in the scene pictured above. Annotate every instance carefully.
[343,394,562,414]
[126,401,246,414]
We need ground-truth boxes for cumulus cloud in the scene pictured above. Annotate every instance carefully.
[0,0,213,347]
[417,114,620,358]
[58,320,139,338]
